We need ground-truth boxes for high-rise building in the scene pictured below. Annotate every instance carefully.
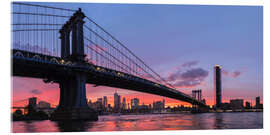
[122,97,126,110]
[230,99,244,110]
[245,101,251,109]
[162,99,165,109]
[256,96,260,109]
[131,98,139,109]
[214,65,222,108]
[114,91,121,111]
[103,96,108,108]
[38,101,51,108]
[153,101,163,111]
[97,98,102,103]
[28,97,37,108]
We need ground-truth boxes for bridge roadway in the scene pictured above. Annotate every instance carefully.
[12,49,207,107]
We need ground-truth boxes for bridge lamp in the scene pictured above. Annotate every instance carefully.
[61,59,65,64]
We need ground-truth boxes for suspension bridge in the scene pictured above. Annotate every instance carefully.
[12,2,207,120]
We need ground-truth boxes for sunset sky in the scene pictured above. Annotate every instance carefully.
[12,3,263,107]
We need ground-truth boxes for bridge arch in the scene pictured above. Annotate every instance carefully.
[33,55,42,61]
[65,61,73,66]
[50,58,60,64]
[14,51,24,58]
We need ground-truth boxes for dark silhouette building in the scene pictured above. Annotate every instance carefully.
[131,98,139,109]
[28,97,37,108]
[245,101,251,109]
[214,65,222,108]
[103,96,108,108]
[255,96,263,109]
[114,91,121,111]
[230,99,244,110]
[256,96,260,108]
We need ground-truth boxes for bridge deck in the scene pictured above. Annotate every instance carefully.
[12,49,207,107]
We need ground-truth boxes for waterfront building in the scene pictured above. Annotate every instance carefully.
[38,101,51,108]
[122,97,127,110]
[245,101,251,109]
[131,98,139,109]
[153,101,164,111]
[162,99,165,109]
[230,99,244,110]
[103,96,108,108]
[114,91,121,111]
[214,65,222,108]
[28,97,37,108]
[255,96,263,109]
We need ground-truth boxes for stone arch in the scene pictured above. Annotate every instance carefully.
[33,55,41,61]
[50,58,60,64]
[14,51,24,58]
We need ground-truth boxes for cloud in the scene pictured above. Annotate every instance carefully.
[232,71,241,78]
[222,70,229,76]
[181,61,199,68]
[221,69,242,78]
[167,68,209,88]
[180,68,209,80]
[30,89,42,95]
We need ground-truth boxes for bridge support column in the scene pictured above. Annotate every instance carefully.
[60,24,71,59]
[51,73,98,121]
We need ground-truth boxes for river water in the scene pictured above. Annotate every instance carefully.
[12,112,263,133]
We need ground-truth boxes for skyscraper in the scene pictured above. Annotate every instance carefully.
[103,96,108,108]
[122,97,126,110]
[131,98,139,109]
[214,65,222,108]
[256,96,260,109]
[28,97,37,108]
[162,99,165,109]
[114,91,121,111]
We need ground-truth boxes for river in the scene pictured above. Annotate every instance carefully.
[12,112,263,133]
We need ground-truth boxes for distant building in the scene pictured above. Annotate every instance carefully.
[153,101,163,111]
[214,65,222,108]
[97,98,102,104]
[230,99,244,110]
[103,96,108,108]
[38,101,51,108]
[28,97,37,108]
[245,101,251,109]
[131,98,139,109]
[220,102,231,110]
[93,98,103,111]
[114,91,121,111]
[255,96,263,109]
[122,97,127,110]
[202,99,206,104]
[256,96,260,108]
[162,99,165,109]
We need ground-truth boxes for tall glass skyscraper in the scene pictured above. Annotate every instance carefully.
[214,65,222,108]
[114,91,121,111]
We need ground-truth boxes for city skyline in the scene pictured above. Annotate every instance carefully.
[12,3,263,108]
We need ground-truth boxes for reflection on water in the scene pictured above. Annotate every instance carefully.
[12,112,263,133]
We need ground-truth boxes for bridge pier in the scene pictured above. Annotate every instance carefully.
[51,73,98,121]
[51,8,98,121]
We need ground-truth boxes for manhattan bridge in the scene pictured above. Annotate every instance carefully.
[11,2,207,120]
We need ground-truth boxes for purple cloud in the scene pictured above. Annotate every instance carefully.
[181,60,199,68]
[167,67,209,88]
[232,71,241,78]
[30,89,42,95]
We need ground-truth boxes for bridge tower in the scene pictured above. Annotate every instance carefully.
[51,8,98,121]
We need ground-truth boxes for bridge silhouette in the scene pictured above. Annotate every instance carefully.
[12,2,207,120]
